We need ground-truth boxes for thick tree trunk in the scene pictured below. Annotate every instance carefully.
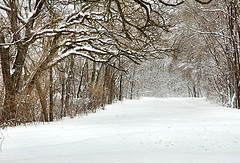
[77,59,87,98]
[65,84,70,116]
[108,72,115,104]
[36,80,48,122]
[57,59,66,117]
[49,68,54,121]
[91,61,96,83]
[228,1,240,108]
[0,32,17,124]
[95,63,103,86]
[65,56,74,116]
[0,1,30,124]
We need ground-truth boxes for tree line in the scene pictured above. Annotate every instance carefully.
[1,0,239,127]
[169,0,240,108]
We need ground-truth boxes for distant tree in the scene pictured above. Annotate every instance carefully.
[168,0,240,108]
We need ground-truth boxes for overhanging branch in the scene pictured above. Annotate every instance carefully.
[195,0,213,4]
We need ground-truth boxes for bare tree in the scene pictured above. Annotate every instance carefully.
[0,0,216,126]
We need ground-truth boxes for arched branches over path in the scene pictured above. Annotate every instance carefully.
[0,0,214,126]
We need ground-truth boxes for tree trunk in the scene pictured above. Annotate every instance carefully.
[0,32,16,124]
[65,56,74,116]
[108,72,115,104]
[192,85,197,98]
[91,61,96,83]
[61,74,65,117]
[119,73,123,101]
[228,1,240,108]
[130,65,136,100]
[77,59,86,98]
[36,80,48,122]
[118,56,123,101]
[49,68,54,122]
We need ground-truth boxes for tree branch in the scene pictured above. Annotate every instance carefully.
[0,4,11,12]
[195,0,213,4]
[158,0,184,6]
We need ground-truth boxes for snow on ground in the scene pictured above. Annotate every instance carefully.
[0,97,240,163]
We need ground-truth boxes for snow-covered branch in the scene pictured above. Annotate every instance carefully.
[0,4,10,12]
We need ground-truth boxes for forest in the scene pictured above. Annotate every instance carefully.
[0,0,240,127]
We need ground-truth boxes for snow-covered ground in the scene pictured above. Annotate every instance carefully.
[0,97,240,163]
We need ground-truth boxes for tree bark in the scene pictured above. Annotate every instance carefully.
[0,32,16,124]
[35,80,48,122]
[130,65,136,100]
[65,56,74,116]
[119,73,123,101]
[49,68,54,121]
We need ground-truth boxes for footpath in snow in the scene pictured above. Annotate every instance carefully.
[0,97,240,163]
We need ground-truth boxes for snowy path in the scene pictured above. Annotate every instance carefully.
[0,98,240,163]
